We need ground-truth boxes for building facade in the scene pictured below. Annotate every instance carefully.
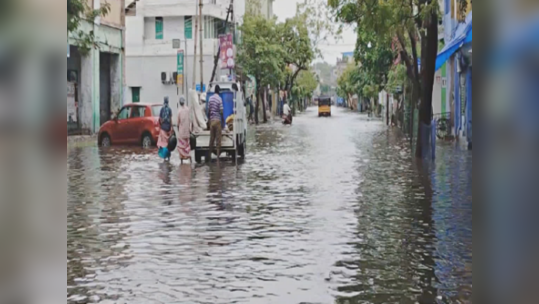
[68,0,126,135]
[437,0,472,146]
[125,0,252,120]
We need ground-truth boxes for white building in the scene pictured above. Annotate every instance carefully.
[124,0,249,115]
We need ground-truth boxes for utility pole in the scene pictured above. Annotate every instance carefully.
[199,0,204,93]
[185,39,189,105]
[229,0,235,81]
[209,0,233,85]
[192,0,199,90]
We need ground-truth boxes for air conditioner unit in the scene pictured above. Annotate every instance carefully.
[161,72,167,83]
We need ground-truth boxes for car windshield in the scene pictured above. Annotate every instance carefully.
[151,105,162,117]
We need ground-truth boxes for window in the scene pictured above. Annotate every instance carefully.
[155,17,164,40]
[152,105,163,117]
[130,106,146,118]
[131,87,140,102]
[184,16,192,39]
[117,107,129,120]
[204,16,218,39]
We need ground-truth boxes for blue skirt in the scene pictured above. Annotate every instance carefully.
[158,147,171,159]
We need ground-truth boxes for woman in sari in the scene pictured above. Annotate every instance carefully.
[177,97,192,163]
[157,97,173,161]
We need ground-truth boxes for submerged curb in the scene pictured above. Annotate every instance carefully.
[67,135,98,148]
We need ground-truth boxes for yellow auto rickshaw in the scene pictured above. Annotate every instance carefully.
[318,97,331,117]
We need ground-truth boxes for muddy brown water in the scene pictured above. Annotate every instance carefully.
[68,107,472,304]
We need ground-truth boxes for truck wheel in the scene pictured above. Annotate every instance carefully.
[195,151,203,163]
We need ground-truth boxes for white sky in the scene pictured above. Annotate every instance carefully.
[272,0,357,65]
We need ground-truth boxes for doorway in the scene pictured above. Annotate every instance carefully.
[100,52,112,126]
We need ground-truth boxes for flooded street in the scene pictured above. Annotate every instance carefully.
[68,107,472,304]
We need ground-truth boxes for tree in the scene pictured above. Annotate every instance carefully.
[280,0,340,98]
[237,14,286,124]
[68,0,111,55]
[313,62,336,87]
[336,62,361,107]
[353,30,395,94]
[279,15,314,96]
[292,70,318,111]
[329,0,456,158]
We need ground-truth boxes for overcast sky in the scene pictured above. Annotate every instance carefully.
[272,0,357,65]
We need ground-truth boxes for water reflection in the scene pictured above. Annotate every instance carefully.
[67,107,472,303]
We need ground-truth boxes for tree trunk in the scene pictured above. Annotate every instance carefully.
[415,9,438,159]
[262,88,267,123]
[386,92,390,125]
[254,89,260,125]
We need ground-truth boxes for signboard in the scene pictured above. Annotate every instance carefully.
[177,50,184,86]
[196,84,206,92]
[67,82,77,122]
[219,34,234,69]
[155,17,163,39]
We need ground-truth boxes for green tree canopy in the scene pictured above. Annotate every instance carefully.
[237,14,286,123]
[278,15,314,91]
[329,0,446,158]
[294,70,318,99]
[68,0,110,55]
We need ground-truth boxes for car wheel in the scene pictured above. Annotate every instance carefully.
[142,134,152,149]
[101,134,111,147]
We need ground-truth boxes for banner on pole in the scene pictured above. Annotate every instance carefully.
[177,50,184,86]
[219,34,235,70]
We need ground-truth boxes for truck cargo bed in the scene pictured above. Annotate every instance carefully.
[192,131,235,150]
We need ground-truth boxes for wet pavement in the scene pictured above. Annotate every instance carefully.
[68,107,472,304]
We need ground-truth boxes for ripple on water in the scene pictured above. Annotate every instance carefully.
[68,108,472,303]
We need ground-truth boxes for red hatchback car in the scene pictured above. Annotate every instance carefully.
[98,103,164,148]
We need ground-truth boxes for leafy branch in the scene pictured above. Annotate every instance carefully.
[67,0,111,56]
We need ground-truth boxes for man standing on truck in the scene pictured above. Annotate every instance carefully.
[207,85,224,162]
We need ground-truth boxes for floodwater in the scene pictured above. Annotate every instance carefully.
[68,107,472,304]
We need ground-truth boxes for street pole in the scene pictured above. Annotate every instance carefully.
[192,0,199,91]
[199,0,204,94]
[185,40,189,105]
[209,0,233,85]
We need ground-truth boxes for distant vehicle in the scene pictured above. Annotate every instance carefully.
[98,103,163,148]
[318,96,332,117]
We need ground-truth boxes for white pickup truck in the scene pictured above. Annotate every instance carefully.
[193,81,247,163]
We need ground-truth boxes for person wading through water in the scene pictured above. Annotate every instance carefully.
[157,97,173,161]
[176,96,192,164]
[207,85,225,163]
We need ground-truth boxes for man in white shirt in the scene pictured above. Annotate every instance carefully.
[282,101,292,124]
[283,101,291,116]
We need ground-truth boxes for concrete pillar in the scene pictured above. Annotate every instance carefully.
[93,48,101,133]
[80,48,101,134]
[110,54,122,112]
[80,51,94,134]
